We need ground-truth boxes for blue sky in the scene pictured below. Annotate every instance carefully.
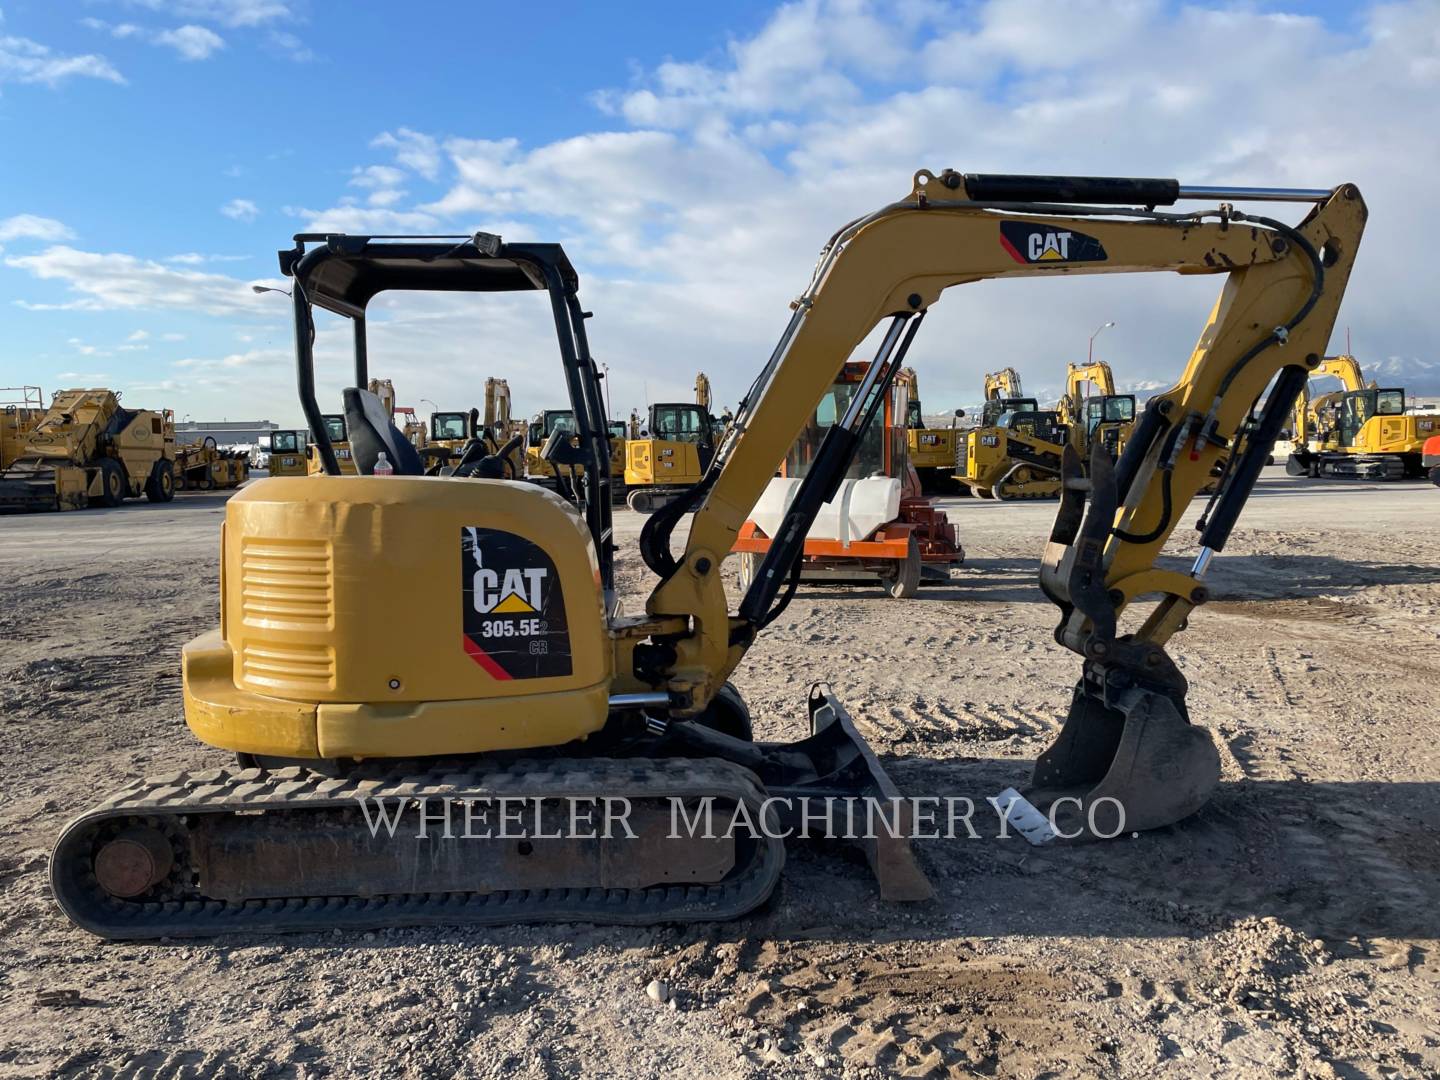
[2,1,1437,424]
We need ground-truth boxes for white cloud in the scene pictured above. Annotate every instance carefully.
[5,245,280,315]
[288,203,441,234]
[0,30,124,86]
[220,198,259,222]
[85,17,225,59]
[127,329,150,341]
[118,1,292,28]
[350,164,407,189]
[155,24,224,59]
[266,29,313,62]
[371,128,442,180]
[56,371,112,381]
[166,252,250,264]
[0,214,74,242]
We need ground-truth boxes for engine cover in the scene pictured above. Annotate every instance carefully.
[184,475,612,759]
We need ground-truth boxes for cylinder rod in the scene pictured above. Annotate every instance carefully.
[1176,185,1331,203]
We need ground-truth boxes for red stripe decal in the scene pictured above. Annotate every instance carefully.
[999,233,1027,264]
[462,634,513,680]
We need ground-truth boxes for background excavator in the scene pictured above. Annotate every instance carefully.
[53,172,1365,939]
[1285,355,1438,479]
[732,361,963,598]
[623,372,720,513]
[902,369,963,493]
[1057,361,1136,462]
[265,429,309,478]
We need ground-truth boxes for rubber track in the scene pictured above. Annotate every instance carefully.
[52,758,784,940]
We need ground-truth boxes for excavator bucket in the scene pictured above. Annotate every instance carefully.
[1029,683,1220,838]
[1031,439,1220,838]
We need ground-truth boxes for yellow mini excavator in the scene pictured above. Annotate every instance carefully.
[623,372,720,513]
[1284,355,1438,479]
[54,173,1365,938]
[265,429,309,478]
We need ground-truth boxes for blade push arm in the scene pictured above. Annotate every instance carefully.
[640,171,1365,719]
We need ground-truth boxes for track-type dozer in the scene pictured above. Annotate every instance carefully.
[55,174,1364,937]
[0,388,176,512]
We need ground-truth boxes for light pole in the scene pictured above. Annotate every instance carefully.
[601,362,612,420]
[1088,321,1115,363]
[419,398,438,415]
[251,284,291,297]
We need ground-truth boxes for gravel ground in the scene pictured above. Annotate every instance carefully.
[1,468,1438,1079]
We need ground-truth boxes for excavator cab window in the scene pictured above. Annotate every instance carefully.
[1085,395,1136,434]
[544,411,577,436]
[649,404,710,444]
[322,415,347,444]
[906,399,924,430]
[431,413,468,441]
[271,430,302,453]
[608,421,628,441]
[1375,389,1405,415]
[786,379,885,480]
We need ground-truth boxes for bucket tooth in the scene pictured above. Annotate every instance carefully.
[1027,683,1219,838]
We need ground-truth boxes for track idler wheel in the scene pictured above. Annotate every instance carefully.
[1027,683,1220,839]
[94,826,174,898]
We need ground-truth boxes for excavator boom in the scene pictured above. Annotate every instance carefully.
[641,169,1364,833]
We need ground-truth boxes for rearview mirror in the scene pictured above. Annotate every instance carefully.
[953,408,966,419]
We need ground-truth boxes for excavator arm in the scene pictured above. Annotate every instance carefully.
[985,367,1025,400]
[637,169,1365,831]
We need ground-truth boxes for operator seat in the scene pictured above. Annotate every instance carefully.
[342,387,425,476]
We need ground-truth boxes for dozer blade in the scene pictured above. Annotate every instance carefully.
[1028,682,1220,839]
[798,685,934,901]
[665,683,935,902]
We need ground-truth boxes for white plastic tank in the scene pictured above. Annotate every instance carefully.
[750,476,900,544]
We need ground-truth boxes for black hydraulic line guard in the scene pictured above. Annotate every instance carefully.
[962,174,1181,206]
[1199,364,1310,552]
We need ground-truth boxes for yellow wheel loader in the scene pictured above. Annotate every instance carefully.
[624,373,719,513]
[54,173,1365,939]
[0,388,176,512]
[1284,355,1438,479]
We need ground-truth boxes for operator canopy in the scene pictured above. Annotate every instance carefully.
[280,233,579,317]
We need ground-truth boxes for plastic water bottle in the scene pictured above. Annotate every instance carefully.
[372,451,394,477]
